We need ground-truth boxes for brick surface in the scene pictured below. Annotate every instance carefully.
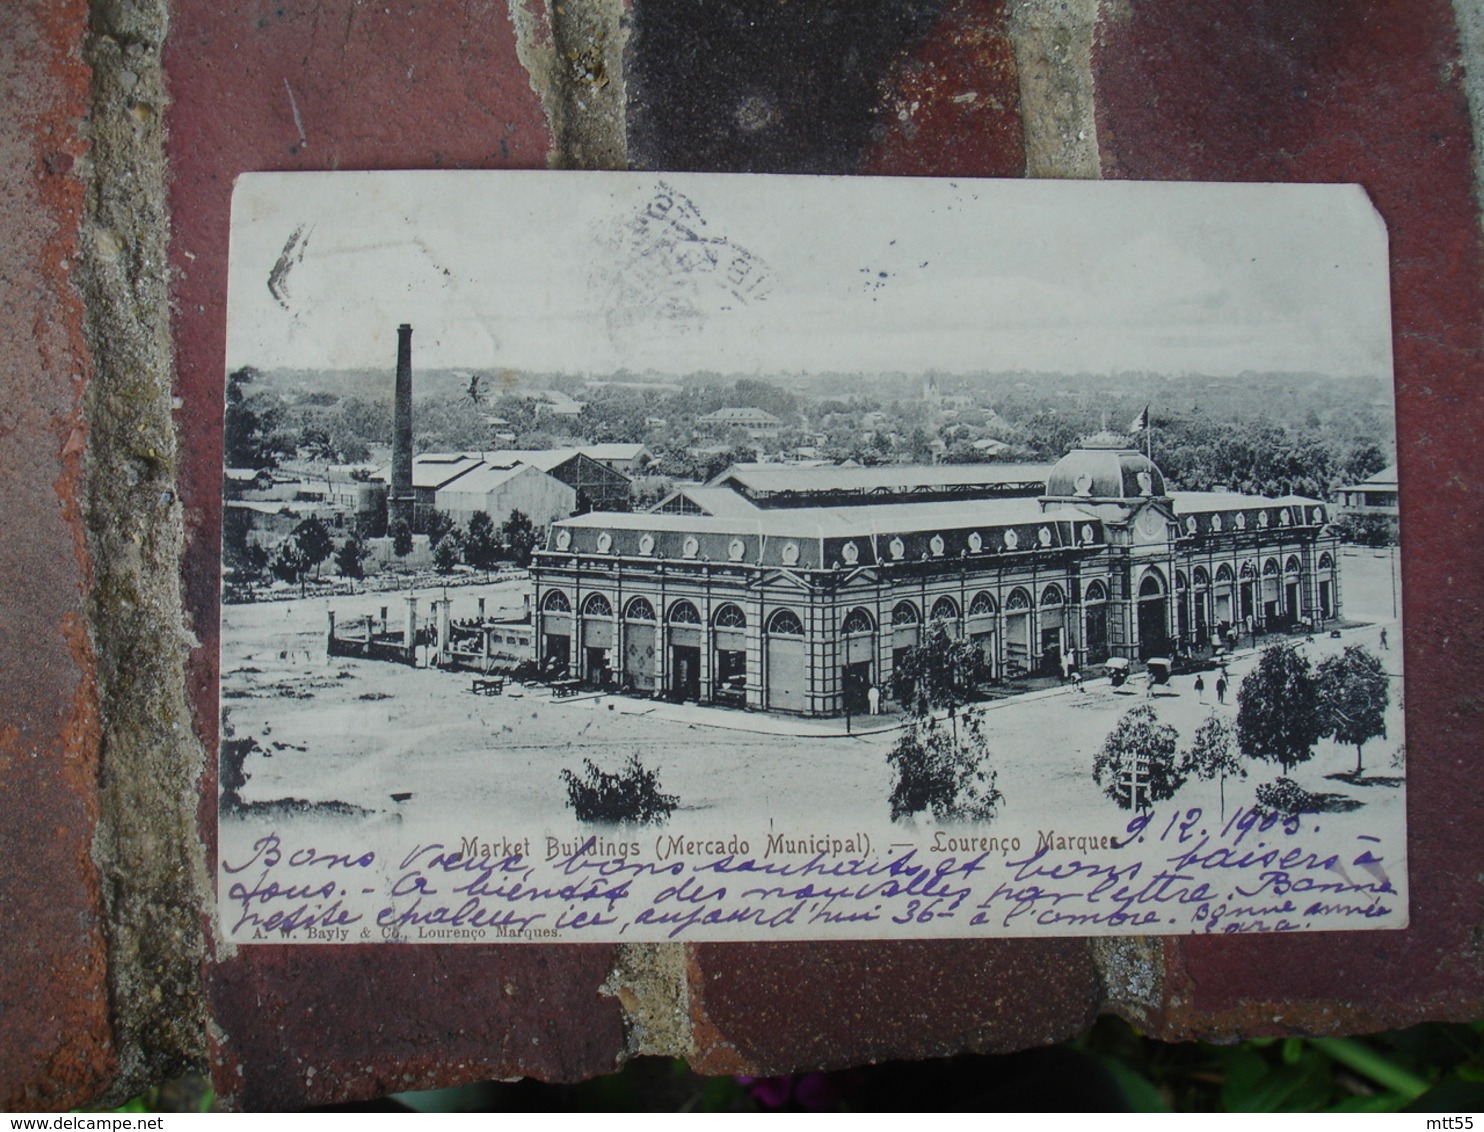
[0,0,116,1112]
[163,1,628,1109]
[688,940,1100,1074]
[1094,0,1484,1037]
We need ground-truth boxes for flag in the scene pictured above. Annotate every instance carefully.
[1129,405,1149,432]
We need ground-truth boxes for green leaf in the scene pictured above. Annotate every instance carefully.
[1098,1057,1171,1112]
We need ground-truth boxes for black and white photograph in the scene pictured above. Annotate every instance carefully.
[219,171,1405,944]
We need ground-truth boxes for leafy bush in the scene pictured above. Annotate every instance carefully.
[561,754,677,824]
[1253,776,1327,817]
[886,713,1002,823]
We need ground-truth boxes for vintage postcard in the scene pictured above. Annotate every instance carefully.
[220,171,1405,943]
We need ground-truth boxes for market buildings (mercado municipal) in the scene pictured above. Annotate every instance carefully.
[529,434,1342,717]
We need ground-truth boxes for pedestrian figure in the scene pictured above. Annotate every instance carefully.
[1194,673,1206,702]
[1215,675,1227,704]
[1072,669,1084,693]
[1379,627,1389,650]
[1061,651,1073,683]
[1144,669,1156,698]
[867,683,881,716]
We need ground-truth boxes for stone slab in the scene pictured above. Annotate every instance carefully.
[0,0,116,1112]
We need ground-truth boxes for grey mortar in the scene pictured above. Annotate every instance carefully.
[1450,0,1484,254]
[599,942,695,1059]
[80,0,210,1103]
[1006,0,1103,179]
[508,0,630,170]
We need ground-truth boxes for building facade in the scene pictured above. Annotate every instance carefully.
[530,436,1342,716]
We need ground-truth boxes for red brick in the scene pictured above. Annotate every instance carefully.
[860,0,1026,177]
[0,0,116,1111]
[163,2,630,1108]
[1095,0,1484,1036]
[688,939,1099,1074]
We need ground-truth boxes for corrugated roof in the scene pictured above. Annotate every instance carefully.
[711,462,1052,494]
[1168,490,1321,512]
[561,495,1056,540]
[436,463,534,495]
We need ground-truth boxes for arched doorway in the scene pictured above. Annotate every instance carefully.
[539,589,572,676]
[580,592,614,687]
[711,603,748,705]
[622,596,657,692]
[1039,583,1066,676]
[1137,570,1169,660]
[1082,580,1109,664]
[1192,567,1211,648]
[765,608,806,713]
[967,591,998,678]
[1003,588,1032,676]
[840,607,876,714]
[1317,552,1335,620]
[667,599,702,702]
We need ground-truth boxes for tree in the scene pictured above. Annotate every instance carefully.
[1181,712,1245,820]
[291,517,334,579]
[433,534,462,574]
[890,622,991,717]
[334,536,369,580]
[1236,643,1322,775]
[464,512,500,574]
[501,509,538,567]
[885,712,1002,823]
[1093,705,1184,811]
[269,540,310,590]
[425,509,455,547]
[391,520,413,559]
[224,366,282,469]
[1316,645,1390,777]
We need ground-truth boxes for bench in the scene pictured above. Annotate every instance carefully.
[471,676,505,696]
[551,679,583,698]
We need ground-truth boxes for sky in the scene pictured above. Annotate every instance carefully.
[226,170,1393,382]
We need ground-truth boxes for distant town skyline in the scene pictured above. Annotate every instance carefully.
[227,171,1393,383]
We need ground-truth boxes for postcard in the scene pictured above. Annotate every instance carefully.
[219,171,1404,943]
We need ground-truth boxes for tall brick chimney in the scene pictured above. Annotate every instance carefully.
[389,323,415,531]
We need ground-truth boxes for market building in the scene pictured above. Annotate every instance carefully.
[529,434,1342,716]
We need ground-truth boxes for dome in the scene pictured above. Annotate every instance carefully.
[1043,433,1166,501]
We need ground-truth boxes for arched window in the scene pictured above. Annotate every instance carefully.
[1262,558,1280,577]
[668,600,701,625]
[930,595,960,622]
[842,608,875,634]
[1215,564,1234,583]
[713,603,746,629]
[1193,566,1210,588]
[1005,588,1031,611]
[891,601,921,626]
[1139,573,1164,598]
[767,608,804,635]
[1040,583,1065,607]
[581,592,612,616]
[1175,570,1189,592]
[1284,555,1302,575]
[623,596,656,621]
[1318,552,1334,569]
[1239,561,1256,579]
[541,590,571,613]
[968,591,997,616]
[1083,580,1108,603]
